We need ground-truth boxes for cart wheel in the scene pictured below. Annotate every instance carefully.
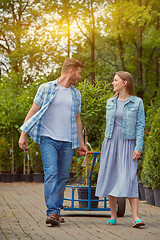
[117,197,126,217]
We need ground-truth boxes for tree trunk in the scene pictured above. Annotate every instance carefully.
[117,5,126,71]
[118,34,126,71]
[137,26,143,86]
[136,0,144,98]
[152,50,159,100]
[11,125,14,174]
[27,153,30,174]
[84,128,88,186]
[0,61,1,77]
[155,53,159,89]
[90,0,95,85]
[23,153,26,174]
[66,8,70,58]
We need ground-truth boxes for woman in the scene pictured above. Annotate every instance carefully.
[95,71,145,228]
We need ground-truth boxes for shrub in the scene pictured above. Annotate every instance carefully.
[137,101,157,181]
[77,79,112,149]
[29,142,43,173]
[141,107,160,189]
[0,138,11,173]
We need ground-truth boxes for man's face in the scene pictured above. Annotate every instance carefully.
[70,67,82,85]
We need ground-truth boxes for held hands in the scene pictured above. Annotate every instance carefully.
[132,150,141,160]
[19,132,28,153]
[77,146,88,156]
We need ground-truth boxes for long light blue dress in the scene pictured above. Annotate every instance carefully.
[95,99,139,198]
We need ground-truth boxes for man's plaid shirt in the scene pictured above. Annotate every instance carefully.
[20,79,81,149]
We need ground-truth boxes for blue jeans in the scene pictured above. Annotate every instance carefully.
[40,136,74,216]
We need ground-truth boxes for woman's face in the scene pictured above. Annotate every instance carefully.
[112,74,127,93]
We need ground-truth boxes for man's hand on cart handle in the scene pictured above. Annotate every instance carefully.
[77,150,101,156]
[77,146,88,156]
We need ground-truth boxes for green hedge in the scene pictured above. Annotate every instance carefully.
[141,107,160,189]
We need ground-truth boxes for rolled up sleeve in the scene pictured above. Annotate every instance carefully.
[135,99,145,152]
[34,84,44,107]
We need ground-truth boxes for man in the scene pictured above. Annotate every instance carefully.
[19,58,88,226]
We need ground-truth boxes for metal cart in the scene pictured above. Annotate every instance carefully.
[64,151,126,217]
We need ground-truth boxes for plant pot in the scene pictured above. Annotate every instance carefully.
[13,173,21,182]
[145,187,155,205]
[138,181,146,200]
[78,186,99,208]
[33,173,44,183]
[1,173,13,183]
[23,174,33,182]
[20,173,25,182]
[153,189,160,207]
[0,173,3,182]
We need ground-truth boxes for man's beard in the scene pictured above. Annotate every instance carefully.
[70,75,78,86]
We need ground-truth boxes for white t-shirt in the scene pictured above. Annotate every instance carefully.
[40,84,72,142]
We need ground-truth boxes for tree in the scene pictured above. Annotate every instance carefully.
[0,0,160,175]
[0,0,62,82]
[72,0,107,84]
[0,71,47,173]
[99,0,160,100]
[77,79,112,184]
[78,79,112,148]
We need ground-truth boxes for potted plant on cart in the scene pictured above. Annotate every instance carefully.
[64,81,126,216]
[75,151,100,208]
[78,80,111,183]
[76,80,112,208]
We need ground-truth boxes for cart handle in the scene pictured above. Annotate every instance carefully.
[88,151,101,154]
[77,150,101,156]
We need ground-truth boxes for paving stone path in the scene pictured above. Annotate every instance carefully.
[0,182,160,240]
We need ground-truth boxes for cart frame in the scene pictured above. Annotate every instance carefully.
[64,151,110,211]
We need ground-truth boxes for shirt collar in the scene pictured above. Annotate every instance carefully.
[129,95,135,102]
[55,77,75,91]
[54,78,59,85]
[111,95,135,103]
[53,78,74,89]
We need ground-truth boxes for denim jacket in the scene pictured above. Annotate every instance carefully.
[105,95,145,152]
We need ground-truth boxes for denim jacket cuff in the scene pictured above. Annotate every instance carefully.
[135,145,142,152]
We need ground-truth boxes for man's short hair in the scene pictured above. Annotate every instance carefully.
[62,58,84,73]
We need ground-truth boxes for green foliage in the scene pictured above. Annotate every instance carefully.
[138,100,160,181]
[0,138,11,173]
[29,142,43,173]
[77,79,112,148]
[1,0,160,103]
[0,71,47,173]
[141,107,160,189]
[0,0,160,175]
[145,102,157,133]
[137,152,144,181]
[71,151,100,186]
